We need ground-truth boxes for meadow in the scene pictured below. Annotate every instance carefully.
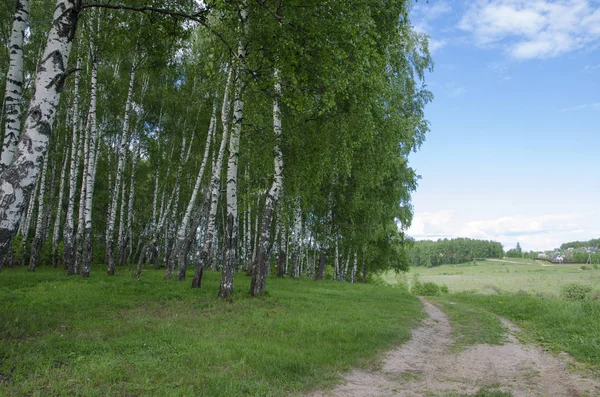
[382,258,600,370]
[382,257,600,295]
[0,265,423,396]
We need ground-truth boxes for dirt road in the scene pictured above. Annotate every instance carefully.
[307,297,600,397]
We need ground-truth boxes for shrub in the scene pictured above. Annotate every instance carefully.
[581,265,589,271]
[560,283,592,302]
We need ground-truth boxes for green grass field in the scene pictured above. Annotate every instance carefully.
[383,257,600,371]
[383,257,600,295]
[0,265,423,396]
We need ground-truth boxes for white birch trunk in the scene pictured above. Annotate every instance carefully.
[343,250,350,281]
[1,0,29,171]
[0,0,79,260]
[27,152,48,271]
[19,173,39,266]
[219,2,249,298]
[176,103,216,281]
[63,57,81,274]
[117,154,129,265]
[250,69,283,296]
[351,251,358,284]
[164,136,188,278]
[81,49,98,278]
[51,144,68,267]
[106,55,136,276]
[192,69,233,288]
[125,143,138,264]
[74,98,89,274]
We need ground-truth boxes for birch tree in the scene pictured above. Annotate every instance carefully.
[1,0,29,171]
[250,69,283,296]
[0,0,80,262]
[175,103,216,281]
[191,68,232,289]
[106,53,137,276]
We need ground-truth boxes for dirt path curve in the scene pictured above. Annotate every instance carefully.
[307,297,600,397]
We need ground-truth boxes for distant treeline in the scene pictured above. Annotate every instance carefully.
[560,239,600,250]
[407,238,503,267]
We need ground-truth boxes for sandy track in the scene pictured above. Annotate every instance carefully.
[307,297,600,397]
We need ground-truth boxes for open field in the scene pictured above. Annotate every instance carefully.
[382,257,600,295]
[0,265,423,396]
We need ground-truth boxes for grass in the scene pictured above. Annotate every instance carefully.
[429,298,506,350]
[383,258,600,295]
[445,293,600,368]
[0,265,423,396]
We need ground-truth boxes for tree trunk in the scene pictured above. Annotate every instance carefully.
[220,4,249,299]
[1,0,29,172]
[176,103,216,281]
[124,142,139,264]
[19,174,39,267]
[51,144,68,267]
[351,251,357,284]
[63,57,81,274]
[106,54,136,276]
[28,152,48,271]
[81,48,98,279]
[290,202,301,278]
[192,69,233,289]
[250,69,283,296]
[164,135,189,279]
[316,248,326,280]
[276,219,286,278]
[0,0,80,261]
[116,153,129,266]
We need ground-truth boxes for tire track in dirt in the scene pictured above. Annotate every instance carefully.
[308,297,600,397]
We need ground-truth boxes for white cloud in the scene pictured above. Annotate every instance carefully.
[459,0,600,59]
[561,102,600,112]
[408,210,600,251]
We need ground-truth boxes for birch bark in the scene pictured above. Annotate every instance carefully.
[176,103,216,281]
[0,0,80,260]
[191,69,233,288]
[106,54,136,276]
[220,3,249,298]
[27,151,48,271]
[51,143,68,267]
[63,57,81,274]
[1,0,29,171]
[250,69,283,296]
[81,48,98,278]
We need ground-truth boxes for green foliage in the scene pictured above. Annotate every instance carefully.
[0,265,424,396]
[40,239,53,267]
[11,234,24,265]
[411,274,447,296]
[560,283,593,302]
[560,238,600,251]
[408,238,503,267]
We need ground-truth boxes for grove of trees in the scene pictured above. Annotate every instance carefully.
[407,238,503,267]
[0,0,432,297]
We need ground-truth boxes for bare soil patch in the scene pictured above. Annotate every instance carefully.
[307,297,600,396]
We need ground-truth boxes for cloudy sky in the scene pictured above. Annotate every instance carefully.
[406,0,600,251]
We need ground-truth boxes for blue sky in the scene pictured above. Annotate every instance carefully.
[406,0,600,251]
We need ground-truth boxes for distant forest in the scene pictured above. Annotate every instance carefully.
[407,238,503,267]
[560,239,600,250]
